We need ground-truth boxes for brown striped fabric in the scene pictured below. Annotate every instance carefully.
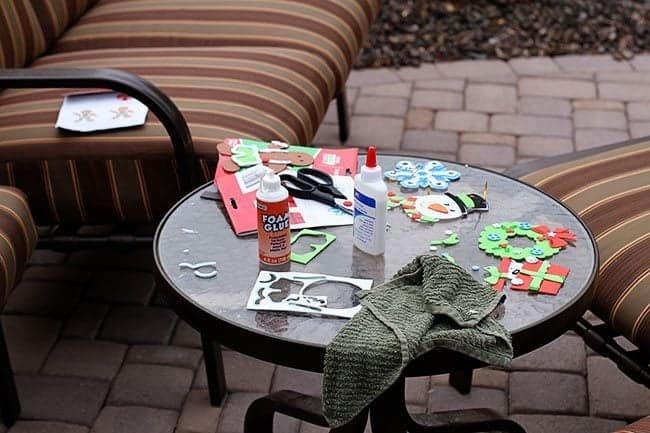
[614,416,650,433]
[0,186,37,307]
[29,0,98,45]
[50,0,380,87]
[0,0,46,68]
[0,46,337,224]
[506,139,650,353]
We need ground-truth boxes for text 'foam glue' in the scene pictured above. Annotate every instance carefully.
[257,168,291,266]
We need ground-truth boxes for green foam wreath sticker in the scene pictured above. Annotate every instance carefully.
[478,221,560,261]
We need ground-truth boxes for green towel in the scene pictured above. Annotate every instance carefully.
[323,255,513,428]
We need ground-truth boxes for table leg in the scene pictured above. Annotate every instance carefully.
[201,334,227,406]
[449,369,473,395]
[369,377,409,433]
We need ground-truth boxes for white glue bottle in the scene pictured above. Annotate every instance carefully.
[353,146,387,255]
[256,168,291,267]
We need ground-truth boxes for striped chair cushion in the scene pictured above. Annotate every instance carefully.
[505,139,650,353]
[0,186,37,307]
[51,0,380,87]
[0,0,46,68]
[31,0,98,44]
[614,416,650,433]
[0,46,337,225]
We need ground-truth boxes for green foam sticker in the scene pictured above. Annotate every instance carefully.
[430,233,459,246]
[290,229,336,265]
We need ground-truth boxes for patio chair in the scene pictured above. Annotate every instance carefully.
[0,187,38,427]
[505,138,650,433]
[505,137,649,388]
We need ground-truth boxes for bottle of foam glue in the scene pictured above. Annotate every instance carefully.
[353,146,387,255]
[256,168,291,266]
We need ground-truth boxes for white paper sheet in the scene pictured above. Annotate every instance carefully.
[56,91,148,132]
[289,175,354,230]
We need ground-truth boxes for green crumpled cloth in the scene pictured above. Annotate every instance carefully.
[323,255,513,428]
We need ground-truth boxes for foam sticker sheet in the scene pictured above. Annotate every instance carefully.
[246,271,373,318]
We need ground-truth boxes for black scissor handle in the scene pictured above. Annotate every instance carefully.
[280,173,335,206]
[297,168,333,186]
[297,168,347,200]
[279,174,316,199]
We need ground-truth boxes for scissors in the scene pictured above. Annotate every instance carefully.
[279,168,353,214]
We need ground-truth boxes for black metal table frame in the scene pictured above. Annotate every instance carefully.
[154,157,599,433]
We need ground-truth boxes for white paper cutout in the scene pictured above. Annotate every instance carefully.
[56,91,148,132]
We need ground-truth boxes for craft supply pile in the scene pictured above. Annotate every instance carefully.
[185,138,579,319]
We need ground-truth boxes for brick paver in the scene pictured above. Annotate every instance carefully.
[62,301,109,339]
[108,364,193,410]
[519,77,596,99]
[42,339,127,380]
[4,280,83,318]
[575,129,630,150]
[511,334,586,374]
[405,109,434,129]
[2,316,61,374]
[177,390,221,433]
[466,84,517,113]
[518,136,574,157]
[401,130,458,154]
[509,372,588,415]
[491,114,572,137]
[86,271,155,305]
[100,305,177,344]
[8,421,89,433]
[588,357,650,420]
[518,96,571,117]
[16,375,108,426]
[411,90,463,110]
[126,345,202,370]
[511,415,626,433]
[91,407,178,433]
[435,111,488,132]
[628,102,650,120]
[2,54,648,433]
[194,351,275,393]
[428,386,508,415]
[354,96,409,116]
[415,78,465,91]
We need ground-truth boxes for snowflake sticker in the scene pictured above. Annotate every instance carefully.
[384,160,461,191]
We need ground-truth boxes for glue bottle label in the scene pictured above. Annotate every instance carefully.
[257,199,290,265]
[353,189,377,248]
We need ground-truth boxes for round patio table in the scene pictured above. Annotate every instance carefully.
[154,154,598,433]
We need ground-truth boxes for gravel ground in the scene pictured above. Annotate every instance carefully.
[356,0,650,68]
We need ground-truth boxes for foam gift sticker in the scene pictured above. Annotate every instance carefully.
[246,271,373,318]
[484,257,569,295]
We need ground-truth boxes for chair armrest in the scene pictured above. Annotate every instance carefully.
[0,68,198,192]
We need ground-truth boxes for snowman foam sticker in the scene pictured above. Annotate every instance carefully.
[399,192,489,224]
